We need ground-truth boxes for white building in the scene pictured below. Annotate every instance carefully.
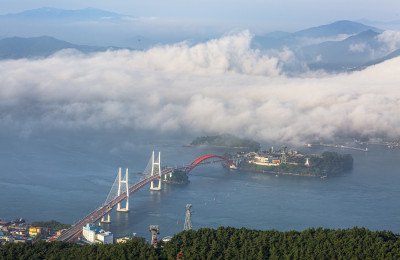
[82,223,113,244]
[96,230,113,244]
[249,156,281,166]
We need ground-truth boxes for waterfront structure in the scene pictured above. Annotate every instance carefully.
[184,204,192,231]
[82,223,113,244]
[249,155,281,166]
[29,227,42,237]
[116,233,136,243]
[0,219,32,244]
[96,230,113,244]
[82,223,100,243]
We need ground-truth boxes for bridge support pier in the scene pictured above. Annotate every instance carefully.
[117,168,129,212]
[150,151,162,191]
[101,213,111,224]
[163,171,173,180]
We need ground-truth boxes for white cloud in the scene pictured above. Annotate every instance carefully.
[297,34,354,47]
[1,32,400,145]
[121,16,158,22]
[377,30,400,52]
[349,43,367,53]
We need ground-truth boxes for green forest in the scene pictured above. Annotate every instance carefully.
[1,227,399,259]
[30,220,71,231]
[242,151,353,176]
[164,170,189,184]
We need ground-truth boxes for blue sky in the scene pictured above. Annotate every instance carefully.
[2,0,400,31]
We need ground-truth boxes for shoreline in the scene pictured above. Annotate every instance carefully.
[238,166,324,178]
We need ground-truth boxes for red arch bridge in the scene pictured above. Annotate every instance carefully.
[54,154,236,242]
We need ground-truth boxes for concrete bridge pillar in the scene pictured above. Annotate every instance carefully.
[163,171,173,180]
[101,213,111,224]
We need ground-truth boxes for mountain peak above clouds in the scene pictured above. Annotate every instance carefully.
[252,20,383,51]
[2,7,129,21]
[293,20,383,38]
[0,36,114,59]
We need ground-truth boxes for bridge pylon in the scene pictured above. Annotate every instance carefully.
[150,151,162,191]
[117,168,129,212]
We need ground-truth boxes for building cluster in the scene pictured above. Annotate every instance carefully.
[0,218,48,244]
[82,223,113,244]
[116,233,136,243]
[239,146,308,167]
[248,154,283,166]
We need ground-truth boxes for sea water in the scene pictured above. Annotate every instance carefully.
[1,131,399,240]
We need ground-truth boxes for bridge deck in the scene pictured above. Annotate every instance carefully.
[54,169,173,242]
[53,155,235,242]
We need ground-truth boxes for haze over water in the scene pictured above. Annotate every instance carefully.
[1,132,399,240]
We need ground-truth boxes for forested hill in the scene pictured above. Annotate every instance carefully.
[1,227,399,259]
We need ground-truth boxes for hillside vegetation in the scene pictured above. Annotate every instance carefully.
[1,227,399,259]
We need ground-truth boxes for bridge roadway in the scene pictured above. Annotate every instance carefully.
[53,156,235,242]
[54,168,174,242]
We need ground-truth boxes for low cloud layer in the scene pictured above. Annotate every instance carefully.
[1,32,399,144]
[377,30,400,52]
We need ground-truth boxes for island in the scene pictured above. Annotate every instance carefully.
[188,134,260,151]
[234,150,353,177]
[163,169,189,184]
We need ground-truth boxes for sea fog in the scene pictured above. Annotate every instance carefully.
[1,32,400,239]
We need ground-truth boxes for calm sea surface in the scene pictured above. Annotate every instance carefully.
[1,132,399,240]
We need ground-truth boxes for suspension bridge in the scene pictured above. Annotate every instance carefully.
[53,152,236,242]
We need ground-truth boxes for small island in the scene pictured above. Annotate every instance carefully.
[163,169,189,184]
[236,150,353,177]
[188,134,260,151]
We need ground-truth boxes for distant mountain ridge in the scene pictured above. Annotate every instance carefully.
[293,20,383,37]
[1,7,129,21]
[299,29,384,71]
[0,36,122,59]
[356,48,400,70]
[0,10,398,73]
[252,20,382,50]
